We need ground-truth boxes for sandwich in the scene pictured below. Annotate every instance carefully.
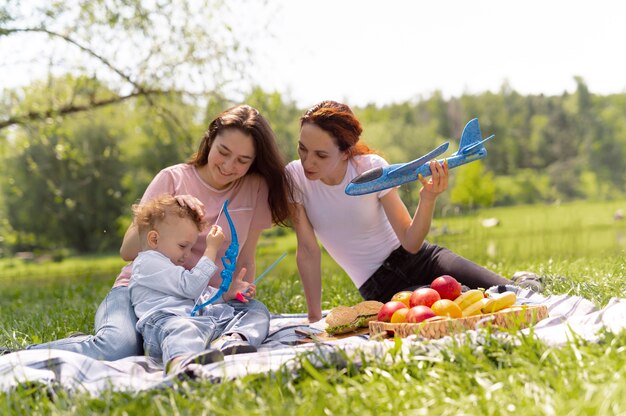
[325,301,384,335]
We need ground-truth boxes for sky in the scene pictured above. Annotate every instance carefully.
[244,0,626,106]
[2,0,626,108]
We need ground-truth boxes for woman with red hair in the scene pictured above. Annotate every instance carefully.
[287,100,511,322]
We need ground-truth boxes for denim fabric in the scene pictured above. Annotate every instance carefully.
[359,241,510,302]
[28,286,144,360]
[219,299,270,347]
[141,299,270,365]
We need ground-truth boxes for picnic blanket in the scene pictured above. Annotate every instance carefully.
[1,285,625,396]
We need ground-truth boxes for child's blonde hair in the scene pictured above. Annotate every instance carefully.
[132,194,204,234]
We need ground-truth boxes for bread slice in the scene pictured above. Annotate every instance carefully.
[325,301,384,335]
[353,300,384,317]
[325,306,358,330]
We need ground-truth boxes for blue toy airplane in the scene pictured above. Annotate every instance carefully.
[344,118,494,196]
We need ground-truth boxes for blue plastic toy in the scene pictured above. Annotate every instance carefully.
[190,199,238,317]
[344,118,494,196]
[190,201,287,316]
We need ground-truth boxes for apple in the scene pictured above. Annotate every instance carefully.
[390,291,413,307]
[430,275,462,300]
[406,305,436,323]
[409,287,441,308]
[377,301,408,322]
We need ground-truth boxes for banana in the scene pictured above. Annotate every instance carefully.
[481,291,517,314]
[453,290,485,310]
[462,298,490,317]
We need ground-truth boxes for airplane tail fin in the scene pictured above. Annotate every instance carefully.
[456,118,494,156]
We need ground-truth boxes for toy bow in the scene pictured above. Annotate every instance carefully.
[191,199,238,316]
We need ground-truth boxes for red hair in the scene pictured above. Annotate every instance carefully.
[300,101,375,157]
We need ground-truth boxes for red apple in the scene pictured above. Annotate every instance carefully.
[430,275,462,300]
[406,305,436,323]
[377,301,408,322]
[409,288,441,308]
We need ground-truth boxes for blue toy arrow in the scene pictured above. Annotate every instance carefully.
[344,118,494,196]
[191,199,238,316]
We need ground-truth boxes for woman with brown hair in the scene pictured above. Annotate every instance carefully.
[27,104,292,360]
[287,100,512,323]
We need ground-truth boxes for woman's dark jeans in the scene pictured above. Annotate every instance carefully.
[358,242,510,302]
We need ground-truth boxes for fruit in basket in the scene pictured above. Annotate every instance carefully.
[430,275,462,300]
[431,299,463,318]
[390,307,410,323]
[482,291,517,314]
[406,305,437,323]
[409,288,441,308]
[377,301,408,322]
[462,298,490,317]
[391,291,413,307]
[453,289,485,310]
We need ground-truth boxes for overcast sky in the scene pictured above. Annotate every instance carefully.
[245,0,626,106]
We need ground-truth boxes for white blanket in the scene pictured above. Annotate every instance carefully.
[1,286,625,395]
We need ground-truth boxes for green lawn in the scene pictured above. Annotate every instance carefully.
[1,199,626,415]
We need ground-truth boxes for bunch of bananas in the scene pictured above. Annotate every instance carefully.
[453,290,517,317]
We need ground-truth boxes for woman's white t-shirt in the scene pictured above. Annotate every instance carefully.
[286,154,401,288]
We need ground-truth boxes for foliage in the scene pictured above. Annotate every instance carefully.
[244,87,302,161]
[4,70,626,252]
[492,169,552,206]
[3,101,127,252]
[450,161,496,208]
[0,0,263,129]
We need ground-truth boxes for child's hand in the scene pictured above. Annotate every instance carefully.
[205,224,225,249]
[203,225,224,261]
[224,268,254,303]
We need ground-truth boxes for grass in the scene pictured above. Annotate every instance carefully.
[1,199,626,415]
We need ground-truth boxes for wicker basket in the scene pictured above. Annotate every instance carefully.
[369,304,548,340]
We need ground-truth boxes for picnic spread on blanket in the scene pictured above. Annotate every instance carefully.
[1,285,625,396]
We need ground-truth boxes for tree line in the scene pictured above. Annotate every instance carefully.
[1,76,626,257]
[3,1,625,257]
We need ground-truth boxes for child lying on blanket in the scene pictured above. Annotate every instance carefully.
[129,194,269,375]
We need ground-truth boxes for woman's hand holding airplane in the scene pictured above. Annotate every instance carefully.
[418,159,449,200]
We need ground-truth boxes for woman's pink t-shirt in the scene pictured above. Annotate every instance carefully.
[113,163,272,287]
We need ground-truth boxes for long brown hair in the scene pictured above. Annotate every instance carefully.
[188,105,292,226]
[300,100,375,157]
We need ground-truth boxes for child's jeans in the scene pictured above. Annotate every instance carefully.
[140,299,270,364]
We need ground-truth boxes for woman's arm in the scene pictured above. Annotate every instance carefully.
[291,203,323,322]
[120,223,140,261]
[382,160,448,253]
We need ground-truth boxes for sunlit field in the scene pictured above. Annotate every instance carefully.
[1,199,625,414]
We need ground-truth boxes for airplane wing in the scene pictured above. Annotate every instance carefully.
[387,142,449,177]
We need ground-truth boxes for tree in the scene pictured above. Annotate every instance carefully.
[244,88,302,161]
[450,161,496,209]
[0,0,263,130]
[4,117,127,252]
